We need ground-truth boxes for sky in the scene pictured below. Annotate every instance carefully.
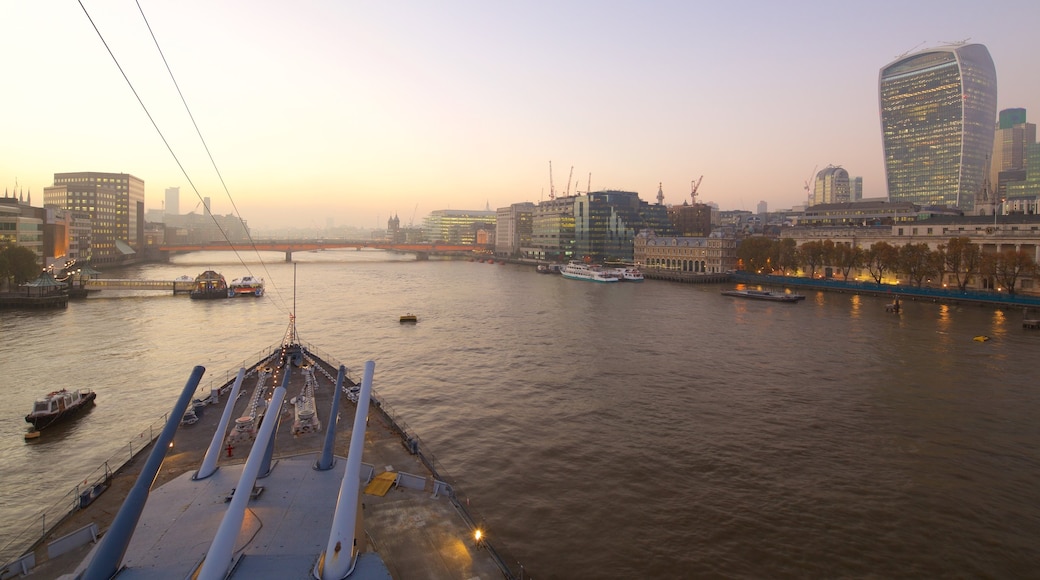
[2,1,1039,230]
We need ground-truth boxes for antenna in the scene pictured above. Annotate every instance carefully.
[894,41,927,60]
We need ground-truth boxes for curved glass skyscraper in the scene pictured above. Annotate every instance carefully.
[879,44,997,212]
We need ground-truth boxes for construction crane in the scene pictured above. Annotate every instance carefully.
[690,176,703,204]
[586,173,591,196]
[566,166,574,197]
[549,161,555,200]
[409,203,418,228]
[804,164,818,206]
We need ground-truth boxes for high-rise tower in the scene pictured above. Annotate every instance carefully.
[879,44,997,211]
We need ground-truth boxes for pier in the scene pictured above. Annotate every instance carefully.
[84,279,195,294]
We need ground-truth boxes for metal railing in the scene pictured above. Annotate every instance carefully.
[0,413,169,566]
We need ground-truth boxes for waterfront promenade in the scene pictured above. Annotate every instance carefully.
[731,272,1040,311]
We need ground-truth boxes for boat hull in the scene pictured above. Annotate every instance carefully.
[25,391,96,430]
[722,289,805,302]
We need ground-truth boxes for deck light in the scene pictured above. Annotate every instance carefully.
[474,529,483,544]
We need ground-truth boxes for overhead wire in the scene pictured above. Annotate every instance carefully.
[76,0,290,315]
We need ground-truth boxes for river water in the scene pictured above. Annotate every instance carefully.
[2,250,1039,578]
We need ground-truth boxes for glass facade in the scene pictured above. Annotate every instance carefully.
[45,172,145,264]
[879,44,997,212]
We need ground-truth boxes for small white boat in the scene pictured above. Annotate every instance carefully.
[611,267,645,281]
[228,276,264,297]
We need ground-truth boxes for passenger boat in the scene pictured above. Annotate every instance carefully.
[721,289,806,302]
[189,270,229,300]
[227,276,265,297]
[559,262,619,283]
[611,267,645,281]
[24,388,96,432]
[18,313,520,578]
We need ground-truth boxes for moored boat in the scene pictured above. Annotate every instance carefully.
[400,313,418,323]
[559,262,619,283]
[722,289,805,302]
[189,270,229,300]
[611,267,645,281]
[227,275,264,297]
[24,388,96,432]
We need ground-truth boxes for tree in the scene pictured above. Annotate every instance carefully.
[832,243,864,281]
[774,238,798,275]
[0,245,39,287]
[984,249,1037,295]
[797,240,827,278]
[946,237,981,291]
[930,244,949,288]
[898,242,934,287]
[865,241,899,285]
[737,237,776,274]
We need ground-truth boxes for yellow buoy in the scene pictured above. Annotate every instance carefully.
[973,335,990,342]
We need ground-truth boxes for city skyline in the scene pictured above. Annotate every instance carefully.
[2,1,1039,229]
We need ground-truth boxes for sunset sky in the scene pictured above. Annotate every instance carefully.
[2,1,1038,229]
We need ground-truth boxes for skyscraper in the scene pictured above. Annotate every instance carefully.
[879,43,997,211]
[165,186,180,218]
[991,108,1036,199]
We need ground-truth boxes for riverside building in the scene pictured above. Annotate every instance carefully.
[634,230,738,274]
[43,172,145,265]
[879,44,998,213]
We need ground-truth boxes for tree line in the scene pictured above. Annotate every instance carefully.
[736,237,1038,295]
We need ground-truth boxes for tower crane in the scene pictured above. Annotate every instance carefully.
[804,164,818,206]
[690,175,703,204]
[549,161,556,200]
[566,166,574,197]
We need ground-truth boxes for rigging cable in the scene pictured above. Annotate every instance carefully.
[76,0,290,315]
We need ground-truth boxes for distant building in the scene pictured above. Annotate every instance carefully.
[524,195,577,261]
[668,202,713,237]
[799,200,924,226]
[879,44,998,212]
[757,200,768,215]
[0,195,44,267]
[634,230,738,274]
[992,108,1037,203]
[813,166,850,205]
[422,209,496,245]
[850,177,863,202]
[44,172,145,265]
[575,190,675,263]
[165,186,180,219]
[1005,141,1040,213]
[495,202,534,257]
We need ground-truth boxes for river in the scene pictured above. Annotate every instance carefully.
[2,250,1039,578]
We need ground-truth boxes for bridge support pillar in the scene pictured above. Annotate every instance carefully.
[285,250,293,262]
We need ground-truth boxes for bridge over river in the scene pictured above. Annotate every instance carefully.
[159,241,486,261]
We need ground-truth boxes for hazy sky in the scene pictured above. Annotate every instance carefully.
[2,1,1038,229]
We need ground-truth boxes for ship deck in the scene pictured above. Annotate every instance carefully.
[27,348,506,579]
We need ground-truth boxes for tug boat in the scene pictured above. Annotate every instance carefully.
[25,388,96,433]
[228,276,265,297]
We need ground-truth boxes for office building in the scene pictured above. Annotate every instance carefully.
[165,186,180,218]
[850,177,863,202]
[495,202,535,257]
[991,108,1036,201]
[44,172,145,265]
[879,44,998,212]
[813,166,851,205]
[422,209,496,245]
